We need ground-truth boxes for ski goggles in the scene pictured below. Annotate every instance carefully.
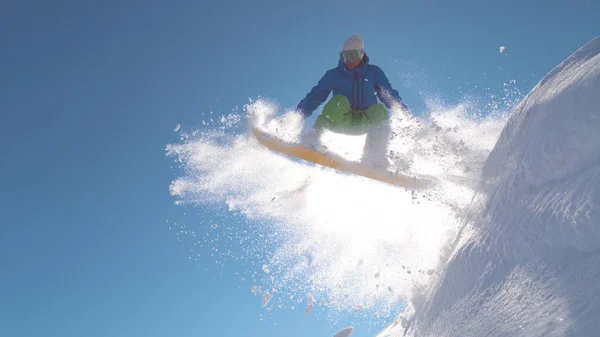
[340,49,363,63]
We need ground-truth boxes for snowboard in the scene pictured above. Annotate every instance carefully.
[250,124,430,189]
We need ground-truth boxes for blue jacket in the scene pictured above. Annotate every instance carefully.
[297,54,406,117]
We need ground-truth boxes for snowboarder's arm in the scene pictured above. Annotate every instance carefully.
[374,66,409,111]
[297,72,333,118]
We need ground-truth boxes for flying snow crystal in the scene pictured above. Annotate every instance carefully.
[304,295,315,314]
[333,327,354,337]
[262,293,273,307]
[173,124,181,132]
[500,46,506,53]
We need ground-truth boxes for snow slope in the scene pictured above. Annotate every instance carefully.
[380,36,600,337]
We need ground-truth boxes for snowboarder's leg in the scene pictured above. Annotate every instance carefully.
[303,95,352,148]
[364,103,389,125]
[313,94,352,131]
[361,104,391,168]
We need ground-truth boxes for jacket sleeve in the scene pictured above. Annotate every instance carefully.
[374,66,408,111]
[296,71,333,118]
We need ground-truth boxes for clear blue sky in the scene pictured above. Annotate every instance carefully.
[0,1,597,337]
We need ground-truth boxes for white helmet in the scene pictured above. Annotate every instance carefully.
[340,34,365,62]
[342,34,364,53]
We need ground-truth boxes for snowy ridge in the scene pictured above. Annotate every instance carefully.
[384,36,600,337]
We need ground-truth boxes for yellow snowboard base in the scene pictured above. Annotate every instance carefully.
[251,125,430,189]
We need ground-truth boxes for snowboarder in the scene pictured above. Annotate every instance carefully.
[296,34,409,169]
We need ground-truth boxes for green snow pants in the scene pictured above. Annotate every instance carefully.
[313,95,389,135]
